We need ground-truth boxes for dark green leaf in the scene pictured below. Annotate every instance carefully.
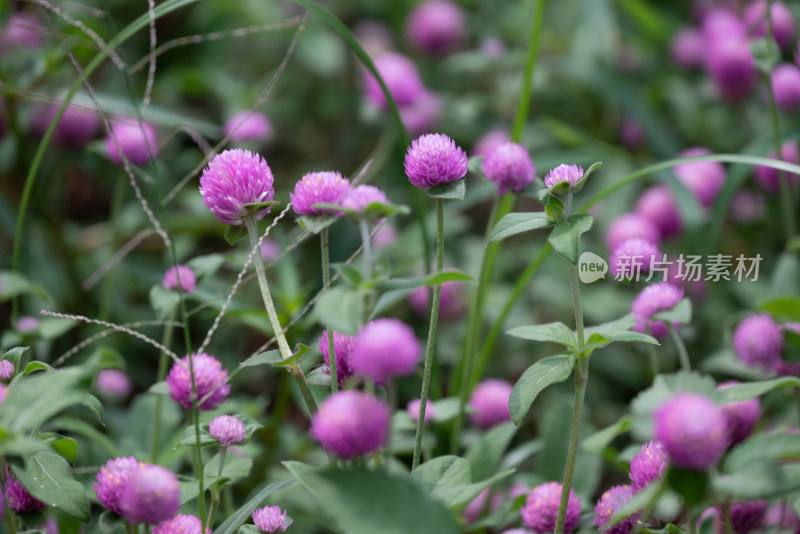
[3,347,28,369]
[652,298,692,325]
[243,200,279,212]
[224,225,248,246]
[204,453,253,487]
[487,212,552,244]
[314,286,363,336]
[544,194,565,223]
[377,270,473,291]
[509,355,576,425]
[50,438,78,465]
[426,179,465,200]
[583,415,632,455]
[98,510,124,534]
[214,479,296,534]
[582,331,659,356]
[16,450,90,522]
[506,322,577,350]
[179,423,216,447]
[465,422,517,481]
[239,350,282,368]
[361,202,411,221]
[759,297,800,322]
[334,264,363,287]
[22,361,54,376]
[571,161,603,194]
[410,455,471,495]
[432,469,515,510]
[81,394,104,425]
[718,377,800,403]
[0,271,49,302]
[548,214,594,265]
[667,467,707,507]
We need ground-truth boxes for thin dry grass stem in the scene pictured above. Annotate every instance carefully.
[60,1,106,18]
[82,229,156,290]
[143,0,157,107]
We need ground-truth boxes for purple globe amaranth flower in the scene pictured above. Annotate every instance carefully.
[674,147,726,207]
[543,164,585,190]
[309,390,389,458]
[655,393,728,471]
[501,530,534,534]
[733,314,784,370]
[754,141,800,193]
[290,171,350,216]
[5,466,46,512]
[706,38,757,103]
[16,316,39,333]
[671,28,706,69]
[472,129,511,158]
[0,360,14,380]
[405,0,466,55]
[199,148,274,226]
[32,103,101,149]
[606,213,661,251]
[744,0,796,50]
[94,456,142,515]
[636,185,683,239]
[609,238,661,280]
[106,120,159,166]
[630,441,668,491]
[0,13,44,51]
[521,482,581,533]
[224,111,272,143]
[771,64,800,110]
[399,90,441,136]
[166,353,231,410]
[730,189,765,224]
[162,265,197,294]
[261,238,280,261]
[463,488,502,524]
[252,505,293,533]
[631,282,684,339]
[702,9,747,45]
[404,133,468,190]
[362,52,425,109]
[340,185,389,215]
[153,514,210,534]
[319,331,356,385]
[717,381,760,445]
[350,318,421,385]
[481,142,536,194]
[209,415,247,448]
[97,369,133,398]
[120,464,181,525]
[468,378,513,429]
[594,485,638,534]
[718,500,768,533]
[407,398,435,424]
[408,277,466,322]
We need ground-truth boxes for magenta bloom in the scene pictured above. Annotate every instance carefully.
[671,28,705,69]
[733,314,784,370]
[631,282,684,339]
[16,316,39,333]
[501,530,534,534]
[291,171,351,216]
[405,0,465,55]
[166,353,231,410]
[340,185,389,214]
[594,485,637,534]
[5,466,46,512]
[468,378,513,429]
[521,482,581,533]
[408,278,466,322]
[199,149,274,225]
[0,13,44,51]
[636,185,683,239]
[609,238,661,280]
[730,189,765,223]
[771,64,800,110]
[718,500,768,533]
[106,120,159,166]
[407,398,435,424]
[717,381,760,445]
[472,129,511,158]
[399,90,441,136]
[674,147,726,207]
[706,38,757,103]
[629,441,668,491]
[702,9,747,43]
[404,133,468,190]
[481,142,536,193]
[606,213,661,251]
[744,0,796,50]
[153,514,210,534]
[162,265,197,294]
[310,390,390,458]
[33,103,101,148]
[363,52,425,109]
[94,456,142,515]
[209,415,247,448]
[754,141,800,192]
[120,464,181,525]
[253,505,293,533]
[97,369,133,398]
[224,111,272,143]
[543,164,585,189]
[319,331,356,385]
[350,318,421,385]
[0,360,14,380]
[655,393,728,471]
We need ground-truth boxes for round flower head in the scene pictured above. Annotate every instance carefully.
[706,38,757,103]
[631,282,684,338]
[468,378,513,429]
[252,505,293,533]
[16,316,39,333]
[5,466,46,512]
[120,464,181,525]
[94,456,142,515]
[362,52,425,109]
[224,111,272,143]
[97,369,133,398]
[310,390,390,458]
[350,318,421,385]
[655,393,728,471]
[733,314,784,370]
[261,238,280,261]
[754,141,800,192]
[290,171,351,216]
[199,148,275,226]
[408,278,466,322]
[404,133,468,190]
[717,382,760,446]
[166,353,231,410]
[771,64,800,110]
[472,129,511,158]
[340,184,389,217]
[501,530,534,534]
[671,28,705,69]
[609,238,661,280]
[481,142,536,193]
[606,213,661,251]
[209,415,247,448]
[636,185,683,239]
[319,331,356,385]
[521,482,581,533]
[463,488,502,524]
[405,0,465,55]
[106,120,159,166]
[0,360,14,380]
[399,90,441,136]
[702,9,747,43]
[544,164,584,190]
[0,13,44,51]
[744,0,796,50]
[674,147,726,207]
[153,514,210,534]
[162,265,197,294]
[629,441,668,491]
[407,398,435,424]
[730,189,765,224]
[717,500,768,533]
[594,485,638,534]
[34,103,100,149]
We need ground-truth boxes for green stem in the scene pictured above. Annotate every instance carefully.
[151,307,176,462]
[190,404,206,525]
[100,175,127,320]
[647,338,659,382]
[321,228,337,393]
[412,198,444,470]
[207,448,227,527]
[358,218,376,324]
[511,0,547,142]
[244,215,318,415]
[667,323,691,372]
[723,502,733,534]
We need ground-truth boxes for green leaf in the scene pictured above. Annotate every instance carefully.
[16,450,91,522]
[271,343,313,368]
[548,214,594,265]
[377,270,473,292]
[465,421,517,481]
[179,423,216,447]
[652,298,692,325]
[204,453,253,487]
[314,286,364,336]
[571,161,603,194]
[411,455,470,494]
[544,194,565,223]
[224,225,248,246]
[582,331,659,356]
[718,377,800,403]
[361,202,411,222]
[22,361,54,375]
[50,438,78,465]
[298,215,337,234]
[334,263,363,287]
[38,318,76,340]
[99,510,125,534]
[487,212,552,244]
[759,297,800,321]
[432,469,515,510]
[239,350,282,368]
[583,415,632,455]
[91,346,126,370]
[187,254,226,280]
[667,467,707,507]
[237,526,261,534]
[426,179,466,200]
[713,460,799,500]
[509,354,576,425]
[214,479,296,534]
[0,271,49,302]
[243,200,279,212]
[81,394,104,425]
[148,381,170,395]
[506,322,577,350]
[3,347,28,369]
[149,285,180,320]
[610,480,661,526]
[750,37,781,73]
[632,371,718,418]
[50,417,120,459]
[431,398,461,422]
[726,433,800,471]
[307,366,332,388]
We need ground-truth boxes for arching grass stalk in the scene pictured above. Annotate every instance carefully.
[320,227,337,393]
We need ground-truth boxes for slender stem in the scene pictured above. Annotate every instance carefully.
[207,448,227,527]
[190,405,206,524]
[647,339,659,382]
[321,228,337,393]
[244,215,318,415]
[667,323,691,372]
[100,175,127,320]
[384,381,397,465]
[723,502,733,534]
[358,218,376,324]
[413,198,444,470]
[151,307,176,462]
[511,0,547,142]
[568,268,584,349]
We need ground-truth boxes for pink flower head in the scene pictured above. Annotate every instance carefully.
[5,465,46,512]
[166,353,231,410]
[631,282,684,338]
[33,103,101,148]
[481,142,536,193]
[744,0,796,50]
[733,314,784,370]
[606,213,661,251]
[771,64,800,110]
[468,378,513,429]
[199,149,274,226]
[674,147,726,207]
[717,381,760,445]
[291,171,351,216]
[162,265,197,294]
[351,318,421,385]
[472,129,511,158]
[253,505,293,533]
[310,390,390,458]
[94,457,143,514]
[106,120,159,166]
[407,398,435,424]
[702,9,747,44]
[463,488,502,524]
[224,111,272,143]
[521,482,582,533]
[319,331,356,385]
[655,393,728,471]
[481,37,506,58]
[16,316,39,333]
[153,514,210,534]
[671,28,705,69]
[754,141,800,192]
[340,185,389,214]
[609,238,661,280]
[0,13,44,51]
[594,485,637,534]
[399,90,441,136]
[730,189,765,223]
[363,52,425,109]
[408,278,466,322]
[0,360,14,380]
[120,464,181,525]
[629,441,668,491]
[97,369,133,398]
[718,500,768,533]
[543,164,584,189]
[706,38,757,103]
[404,133,468,190]
[635,185,683,239]
[500,530,534,534]
[209,415,247,448]
[405,0,466,55]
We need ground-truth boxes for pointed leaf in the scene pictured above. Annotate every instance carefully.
[426,179,465,200]
[239,350,282,368]
[377,270,473,291]
[510,354,576,425]
[465,422,517,481]
[652,298,692,325]
[224,225,248,246]
[15,450,90,522]
[718,377,800,403]
[314,286,363,336]
[410,455,471,495]
[507,322,577,350]
[548,214,594,265]
[307,366,332,387]
[488,212,552,244]
[583,415,632,455]
[3,347,28,369]
[299,214,337,234]
[149,285,180,320]
[81,394,104,425]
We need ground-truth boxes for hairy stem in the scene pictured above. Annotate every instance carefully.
[321,228,337,393]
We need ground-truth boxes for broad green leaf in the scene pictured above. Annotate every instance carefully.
[22,361,54,375]
[0,271,49,302]
[726,433,800,470]
[548,214,594,264]
[759,297,800,321]
[213,479,296,534]
[582,331,659,356]
[187,253,226,280]
[432,469,515,510]
[314,286,363,336]
[299,215,337,234]
[487,212,552,244]
[544,194,565,223]
[38,318,77,340]
[465,422,517,481]
[584,314,636,338]
[91,346,125,370]
[509,355,576,425]
[362,202,411,222]
[81,394,104,425]
[411,455,471,494]
[243,200,280,212]
[713,460,800,500]
[179,424,216,447]
[431,398,461,422]
[583,415,632,455]
[239,350,282,368]
[3,346,28,369]
[507,322,577,350]
[50,438,78,465]
[718,377,800,403]
[149,285,179,320]
[426,179,465,200]
[204,453,253,488]
[652,298,692,325]
[16,450,90,522]
[334,264,363,287]
[51,417,120,459]
[224,225,248,246]
[306,367,332,388]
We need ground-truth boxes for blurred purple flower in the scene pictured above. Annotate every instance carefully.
[468,378,513,429]
[655,393,728,470]
[162,265,197,294]
[521,482,581,533]
[97,369,133,398]
[224,111,272,143]
[405,0,466,55]
[310,390,389,458]
[106,120,159,166]
[120,464,181,525]
[481,142,536,194]
[166,353,231,411]
[350,318,421,385]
